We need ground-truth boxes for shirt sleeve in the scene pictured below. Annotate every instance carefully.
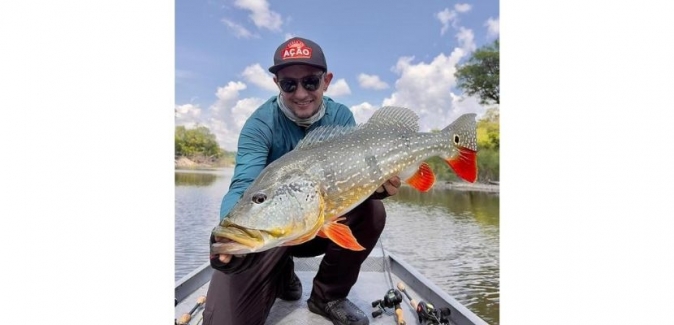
[219,116,272,220]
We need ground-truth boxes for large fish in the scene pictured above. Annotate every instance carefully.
[211,106,477,255]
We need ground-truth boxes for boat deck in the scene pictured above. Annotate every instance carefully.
[175,244,488,325]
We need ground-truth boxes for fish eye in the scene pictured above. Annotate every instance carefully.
[453,134,460,144]
[252,193,267,204]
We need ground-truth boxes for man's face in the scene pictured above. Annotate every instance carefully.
[274,65,333,119]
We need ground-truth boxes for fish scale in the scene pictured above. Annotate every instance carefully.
[211,106,477,255]
[316,130,451,217]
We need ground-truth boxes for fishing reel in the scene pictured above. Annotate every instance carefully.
[397,282,451,325]
[371,288,403,318]
[414,301,451,325]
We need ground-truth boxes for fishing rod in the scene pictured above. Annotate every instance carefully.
[373,239,407,325]
[175,295,206,325]
[397,282,451,325]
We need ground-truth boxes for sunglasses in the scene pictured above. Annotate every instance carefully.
[277,73,324,93]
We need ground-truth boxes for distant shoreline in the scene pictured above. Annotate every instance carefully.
[175,156,233,169]
[175,157,499,193]
[429,181,499,193]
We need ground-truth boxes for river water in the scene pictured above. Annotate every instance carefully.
[175,168,499,324]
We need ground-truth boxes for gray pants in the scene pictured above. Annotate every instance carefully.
[202,199,387,325]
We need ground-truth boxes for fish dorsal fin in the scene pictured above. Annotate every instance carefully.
[295,125,359,150]
[365,106,419,132]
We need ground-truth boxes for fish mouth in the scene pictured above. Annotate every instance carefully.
[212,223,266,249]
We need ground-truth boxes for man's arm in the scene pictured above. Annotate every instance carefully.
[211,116,272,274]
[219,117,272,220]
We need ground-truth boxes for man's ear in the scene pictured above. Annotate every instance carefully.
[323,72,333,91]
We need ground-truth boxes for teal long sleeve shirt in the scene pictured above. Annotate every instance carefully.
[219,96,356,220]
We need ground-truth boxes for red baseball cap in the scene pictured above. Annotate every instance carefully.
[268,37,327,74]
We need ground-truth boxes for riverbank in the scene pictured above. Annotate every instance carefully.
[432,181,499,193]
[174,156,233,169]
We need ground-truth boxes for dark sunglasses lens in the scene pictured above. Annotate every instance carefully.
[301,76,321,91]
[278,75,322,92]
[279,80,297,92]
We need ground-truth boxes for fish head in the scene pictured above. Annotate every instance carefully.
[212,170,325,255]
[443,113,479,183]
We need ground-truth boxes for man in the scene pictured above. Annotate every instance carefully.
[202,37,401,325]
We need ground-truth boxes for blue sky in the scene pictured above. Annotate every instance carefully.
[176,0,499,151]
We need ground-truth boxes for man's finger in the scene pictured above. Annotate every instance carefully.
[219,254,232,264]
[383,181,399,196]
[390,176,402,188]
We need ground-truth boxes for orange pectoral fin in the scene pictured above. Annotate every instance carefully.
[446,147,478,183]
[321,222,365,251]
[404,162,436,192]
[317,216,346,238]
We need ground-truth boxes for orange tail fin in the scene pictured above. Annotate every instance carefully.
[319,221,365,251]
[404,162,436,192]
[446,147,478,183]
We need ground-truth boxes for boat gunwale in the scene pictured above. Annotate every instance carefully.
[387,251,489,325]
[175,251,489,324]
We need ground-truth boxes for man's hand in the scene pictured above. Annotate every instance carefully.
[212,236,245,264]
[375,176,402,196]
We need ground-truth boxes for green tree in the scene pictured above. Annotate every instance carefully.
[475,107,500,181]
[175,125,224,161]
[477,107,499,151]
[455,39,499,105]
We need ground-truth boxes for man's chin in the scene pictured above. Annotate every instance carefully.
[291,106,318,118]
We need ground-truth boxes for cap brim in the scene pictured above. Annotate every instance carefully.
[268,62,327,74]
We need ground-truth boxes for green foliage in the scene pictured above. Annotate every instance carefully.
[477,107,500,151]
[477,148,499,181]
[475,107,500,181]
[455,39,499,105]
[175,125,224,161]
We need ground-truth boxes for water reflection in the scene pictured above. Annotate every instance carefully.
[390,186,500,227]
[175,171,219,187]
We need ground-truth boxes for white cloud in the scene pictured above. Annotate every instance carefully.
[241,64,278,92]
[436,8,457,36]
[457,27,476,54]
[358,73,389,90]
[211,81,247,114]
[380,35,487,132]
[325,79,351,97]
[436,4,472,35]
[207,96,265,151]
[350,102,377,124]
[455,3,472,13]
[485,17,500,38]
[207,82,266,151]
[221,19,258,39]
[175,104,202,127]
[234,0,283,32]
